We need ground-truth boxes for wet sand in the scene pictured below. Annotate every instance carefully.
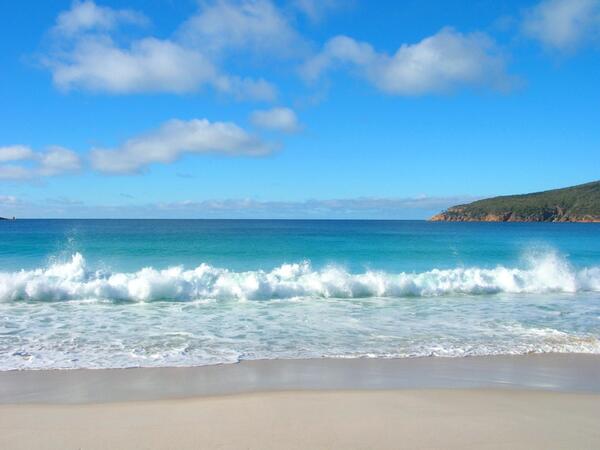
[1,354,600,449]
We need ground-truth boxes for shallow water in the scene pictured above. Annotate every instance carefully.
[1,219,599,369]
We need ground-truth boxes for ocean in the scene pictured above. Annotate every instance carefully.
[1,219,599,370]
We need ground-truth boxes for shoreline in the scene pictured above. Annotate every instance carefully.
[2,353,600,404]
[2,354,600,449]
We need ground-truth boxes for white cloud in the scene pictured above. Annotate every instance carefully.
[0,165,32,180]
[178,0,304,56]
[0,146,81,180]
[250,107,301,133]
[90,118,277,174]
[53,0,147,35]
[135,195,480,219]
[303,35,375,80]
[213,75,278,101]
[38,146,82,176]
[50,36,219,94]
[292,0,347,22]
[522,0,600,51]
[3,195,478,219]
[44,1,280,99]
[303,28,513,95]
[0,195,19,206]
[0,145,34,162]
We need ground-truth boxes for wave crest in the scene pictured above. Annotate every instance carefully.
[1,252,599,302]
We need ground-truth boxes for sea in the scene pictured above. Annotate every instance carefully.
[1,219,599,370]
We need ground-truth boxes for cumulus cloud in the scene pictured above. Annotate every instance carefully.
[0,146,81,180]
[90,118,277,174]
[303,28,513,95]
[53,0,147,35]
[522,0,600,51]
[43,0,280,99]
[38,146,82,176]
[50,36,219,94]
[0,145,34,162]
[178,0,305,56]
[250,107,301,132]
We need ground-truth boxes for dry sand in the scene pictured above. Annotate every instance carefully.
[1,389,599,450]
[2,355,600,449]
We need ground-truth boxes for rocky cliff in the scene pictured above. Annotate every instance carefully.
[430,180,600,223]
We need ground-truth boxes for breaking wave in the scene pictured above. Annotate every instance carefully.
[1,252,599,302]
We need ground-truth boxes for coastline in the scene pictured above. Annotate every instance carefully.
[2,353,600,404]
[1,354,600,449]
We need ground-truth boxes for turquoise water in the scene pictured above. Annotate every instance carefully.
[1,219,600,369]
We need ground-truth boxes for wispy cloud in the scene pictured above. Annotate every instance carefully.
[90,118,277,173]
[250,107,302,133]
[2,195,478,219]
[0,195,20,206]
[292,0,349,22]
[176,172,197,179]
[52,0,148,36]
[0,145,81,180]
[303,27,514,95]
[46,196,84,206]
[522,0,600,52]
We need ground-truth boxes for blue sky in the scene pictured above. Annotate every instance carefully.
[1,0,599,218]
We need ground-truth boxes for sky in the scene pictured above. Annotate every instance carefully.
[0,0,599,218]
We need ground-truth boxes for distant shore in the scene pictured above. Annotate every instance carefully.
[1,354,599,449]
[430,211,600,222]
[429,180,600,222]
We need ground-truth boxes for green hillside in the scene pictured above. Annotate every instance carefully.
[430,180,600,222]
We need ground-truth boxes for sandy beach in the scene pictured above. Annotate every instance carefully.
[1,354,600,449]
[2,389,599,450]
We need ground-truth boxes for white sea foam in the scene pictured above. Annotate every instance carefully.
[1,251,599,302]
[2,251,600,370]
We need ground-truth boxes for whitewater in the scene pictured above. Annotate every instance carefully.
[1,219,599,370]
[1,251,600,302]
[1,251,600,370]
